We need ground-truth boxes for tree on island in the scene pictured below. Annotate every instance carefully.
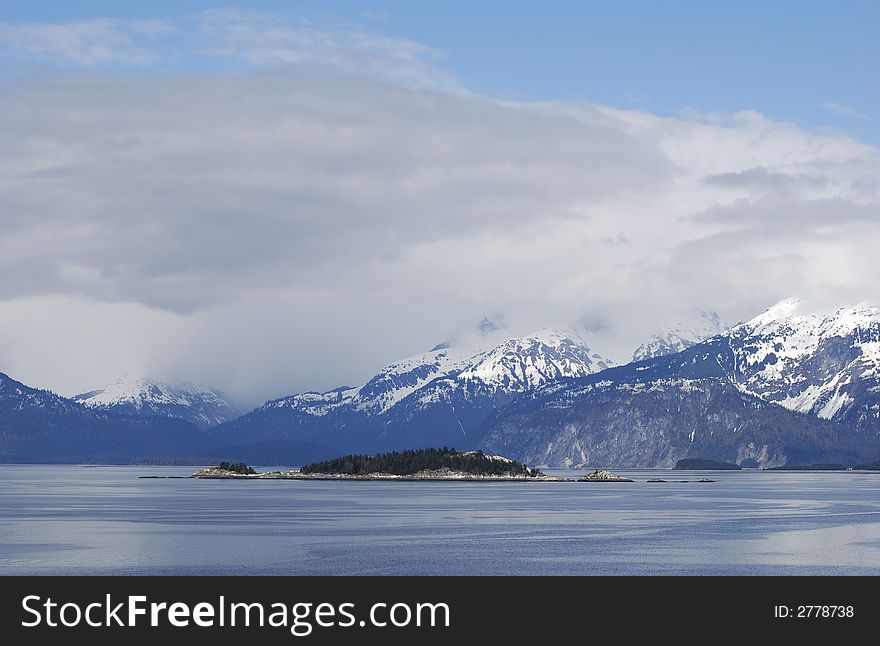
[218,461,255,475]
[300,447,540,477]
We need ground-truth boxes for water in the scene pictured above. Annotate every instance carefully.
[1,464,879,575]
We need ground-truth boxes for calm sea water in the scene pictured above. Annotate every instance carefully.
[1,465,879,575]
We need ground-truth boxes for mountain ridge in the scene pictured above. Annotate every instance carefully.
[2,301,879,467]
[632,310,729,362]
[73,377,245,429]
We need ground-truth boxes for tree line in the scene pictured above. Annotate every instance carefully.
[300,447,538,476]
[217,461,256,474]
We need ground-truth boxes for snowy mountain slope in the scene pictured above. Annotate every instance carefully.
[0,372,207,463]
[720,299,880,426]
[6,299,878,467]
[473,298,880,468]
[459,329,613,390]
[262,328,612,419]
[267,344,483,417]
[633,310,729,361]
[212,304,880,467]
[209,328,615,457]
[74,377,245,428]
[478,315,879,469]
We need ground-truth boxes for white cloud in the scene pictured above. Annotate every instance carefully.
[821,102,866,119]
[193,8,459,91]
[0,15,878,403]
[0,10,458,90]
[0,18,171,66]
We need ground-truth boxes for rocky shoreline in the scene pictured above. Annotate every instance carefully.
[578,470,634,482]
[189,465,675,482]
[191,466,568,481]
[187,467,727,483]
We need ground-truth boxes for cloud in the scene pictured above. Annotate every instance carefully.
[0,18,172,66]
[703,167,800,189]
[193,8,460,90]
[0,14,878,403]
[0,10,458,90]
[821,102,866,119]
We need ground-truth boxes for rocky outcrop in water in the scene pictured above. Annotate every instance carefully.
[578,470,633,482]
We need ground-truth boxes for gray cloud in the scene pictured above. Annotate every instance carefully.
[0,14,878,403]
[693,196,880,233]
[703,167,802,190]
[0,71,670,315]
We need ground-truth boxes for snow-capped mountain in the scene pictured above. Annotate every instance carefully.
[264,328,612,418]
[0,371,206,463]
[458,329,613,390]
[478,298,880,468]
[74,377,245,428]
[267,343,480,417]
[5,299,879,467]
[267,328,613,415]
[211,328,615,457]
[721,299,880,425]
[211,304,880,468]
[633,310,728,361]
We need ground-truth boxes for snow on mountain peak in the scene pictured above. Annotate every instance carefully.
[739,297,803,329]
[74,377,243,428]
[76,377,185,409]
[266,327,614,417]
[633,310,729,361]
[734,299,880,344]
[269,343,482,416]
[353,343,483,413]
[723,299,880,420]
[458,328,614,391]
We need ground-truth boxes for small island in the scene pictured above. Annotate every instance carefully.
[193,448,563,481]
[578,469,633,482]
[674,458,741,470]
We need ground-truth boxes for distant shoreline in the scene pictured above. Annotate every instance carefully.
[190,467,566,482]
[185,466,718,482]
[2,462,877,473]
[188,474,555,482]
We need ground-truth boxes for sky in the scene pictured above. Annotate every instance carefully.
[0,2,878,403]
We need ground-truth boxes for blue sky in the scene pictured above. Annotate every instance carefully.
[1,0,877,142]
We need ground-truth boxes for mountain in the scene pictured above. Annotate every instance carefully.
[719,299,880,429]
[0,372,206,463]
[632,310,728,361]
[4,300,878,467]
[74,377,245,428]
[479,365,863,470]
[208,328,615,462]
[478,299,880,468]
[1,371,84,417]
